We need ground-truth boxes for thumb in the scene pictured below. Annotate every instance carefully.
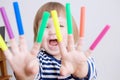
[84,49,92,58]
[25,58,39,75]
[60,66,70,76]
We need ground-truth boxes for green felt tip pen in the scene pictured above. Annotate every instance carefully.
[66,3,73,34]
[36,11,50,43]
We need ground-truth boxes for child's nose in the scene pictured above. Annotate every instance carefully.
[49,26,56,35]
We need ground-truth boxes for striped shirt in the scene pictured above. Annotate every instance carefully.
[34,50,97,80]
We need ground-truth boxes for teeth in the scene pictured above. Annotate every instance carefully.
[51,39,57,41]
[49,39,58,46]
[49,38,58,41]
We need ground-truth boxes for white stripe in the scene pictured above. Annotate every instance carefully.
[41,60,61,66]
[58,75,71,79]
[42,75,58,78]
[42,64,60,69]
[43,69,59,73]
[87,57,97,80]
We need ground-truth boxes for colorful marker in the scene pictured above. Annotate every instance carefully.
[36,11,50,43]
[89,25,110,51]
[66,3,73,34]
[13,2,24,35]
[80,6,85,37]
[0,7,14,39]
[0,35,8,51]
[51,10,62,42]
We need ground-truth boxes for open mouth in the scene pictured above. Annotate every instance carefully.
[49,39,58,46]
[48,39,58,50]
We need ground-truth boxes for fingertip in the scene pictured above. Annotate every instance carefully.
[19,35,26,44]
[76,37,84,51]
[0,35,8,51]
[58,41,68,58]
[67,34,75,51]
[31,42,41,55]
[68,34,74,41]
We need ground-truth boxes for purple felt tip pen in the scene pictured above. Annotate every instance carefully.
[0,7,14,39]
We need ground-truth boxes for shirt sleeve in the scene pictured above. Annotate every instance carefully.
[86,57,97,80]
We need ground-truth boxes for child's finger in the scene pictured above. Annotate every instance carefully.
[31,42,41,56]
[19,35,28,51]
[25,57,39,75]
[60,65,70,76]
[10,39,19,54]
[51,10,67,57]
[13,2,27,51]
[84,49,92,58]
[4,50,13,62]
[0,35,13,60]
[0,7,19,54]
[51,10,62,42]
[31,11,50,55]
[76,37,83,51]
[59,42,68,58]
[66,3,75,51]
[36,11,50,43]
[0,35,8,51]
[77,7,85,51]
[67,34,75,51]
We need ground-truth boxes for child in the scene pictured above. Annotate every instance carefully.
[34,2,97,80]
[1,1,97,80]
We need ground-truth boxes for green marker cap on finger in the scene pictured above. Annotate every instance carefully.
[36,11,50,43]
[66,3,73,34]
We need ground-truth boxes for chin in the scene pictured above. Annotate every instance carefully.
[47,49,61,59]
[46,48,60,55]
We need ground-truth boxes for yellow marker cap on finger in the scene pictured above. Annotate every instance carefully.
[51,10,62,42]
[0,35,8,51]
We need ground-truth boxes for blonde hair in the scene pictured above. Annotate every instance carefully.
[33,2,78,43]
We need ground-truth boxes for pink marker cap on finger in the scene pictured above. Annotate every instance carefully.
[89,25,110,51]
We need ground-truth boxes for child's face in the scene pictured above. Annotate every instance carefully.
[41,16,67,59]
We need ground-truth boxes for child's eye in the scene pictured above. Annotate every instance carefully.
[60,24,64,27]
[46,26,49,28]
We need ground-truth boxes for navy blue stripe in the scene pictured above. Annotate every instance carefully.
[42,72,59,75]
[42,78,58,80]
[35,50,97,80]
[42,61,59,66]
[43,67,59,70]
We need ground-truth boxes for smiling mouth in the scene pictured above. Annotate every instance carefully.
[49,39,58,46]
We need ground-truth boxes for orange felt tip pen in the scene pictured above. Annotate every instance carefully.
[80,6,85,37]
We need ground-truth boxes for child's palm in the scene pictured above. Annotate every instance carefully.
[60,51,87,75]
[3,36,40,79]
[59,35,89,77]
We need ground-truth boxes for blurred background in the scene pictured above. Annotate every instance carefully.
[0,0,120,80]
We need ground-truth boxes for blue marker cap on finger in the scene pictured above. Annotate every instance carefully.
[13,2,24,35]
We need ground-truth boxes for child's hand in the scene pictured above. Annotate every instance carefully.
[3,35,41,80]
[59,35,89,78]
